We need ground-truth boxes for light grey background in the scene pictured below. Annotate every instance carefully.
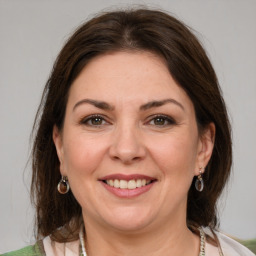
[0,0,255,253]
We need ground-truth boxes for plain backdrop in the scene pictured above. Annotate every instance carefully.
[0,0,255,253]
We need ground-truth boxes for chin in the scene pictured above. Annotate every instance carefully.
[100,206,155,232]
[106,219,152,233]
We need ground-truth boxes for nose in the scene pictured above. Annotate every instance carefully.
[108,123,146,164]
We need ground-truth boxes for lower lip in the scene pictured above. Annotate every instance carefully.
[100,181,155,198]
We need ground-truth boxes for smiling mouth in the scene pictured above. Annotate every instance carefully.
[102,179,156,189]
[99,174,157,198]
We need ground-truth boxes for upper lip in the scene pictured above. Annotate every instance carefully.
[99,174,157,181]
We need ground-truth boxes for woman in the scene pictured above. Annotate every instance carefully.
[2,7,255,256]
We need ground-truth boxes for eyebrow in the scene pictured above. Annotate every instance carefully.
[73,99,115,111]
[140,99,184,111]
[73,98,184,112]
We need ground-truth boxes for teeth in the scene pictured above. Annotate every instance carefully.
[120,180,128,189]
[108,179,114,186]
[114,179,119,188]
[106,179,152,189]
[128,180,136,189]
[136,179,142,187]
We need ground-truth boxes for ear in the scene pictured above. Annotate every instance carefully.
[52,125,66,175]
[195,122,215,175]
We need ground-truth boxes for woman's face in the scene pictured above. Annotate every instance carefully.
[53,51,214,233]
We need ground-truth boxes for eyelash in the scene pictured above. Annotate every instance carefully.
[146,114,176,127]
[79,114,176,127]
[79,114,109,127]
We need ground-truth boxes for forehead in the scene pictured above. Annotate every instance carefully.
[67,51,194,111]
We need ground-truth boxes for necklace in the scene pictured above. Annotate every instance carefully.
[79,226,206,256]
[79,225,87,256]
[198,227,206,256]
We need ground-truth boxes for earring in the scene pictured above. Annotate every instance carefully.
[57,176,70,194]
[195,168,204,192]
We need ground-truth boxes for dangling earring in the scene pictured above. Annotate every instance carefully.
[195,168,204,192]
[57,176,70,194]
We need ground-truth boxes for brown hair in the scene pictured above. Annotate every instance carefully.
[31,7,232,242]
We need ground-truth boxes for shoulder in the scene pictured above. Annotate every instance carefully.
[1,236,81,256]
[216,231,255,256]
[1,240,45,256]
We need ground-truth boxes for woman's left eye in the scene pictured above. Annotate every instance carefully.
[147,115,176,126]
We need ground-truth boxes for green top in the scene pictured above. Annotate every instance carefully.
[1,241,45,256]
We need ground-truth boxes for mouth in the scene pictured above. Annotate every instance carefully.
[102,179,155,189]
[98,174,157,198]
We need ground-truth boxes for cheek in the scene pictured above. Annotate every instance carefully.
[148,130,199,178]
[61,134,108,208]
[62,133,106,177]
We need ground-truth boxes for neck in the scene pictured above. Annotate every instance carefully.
[82,214,199,256]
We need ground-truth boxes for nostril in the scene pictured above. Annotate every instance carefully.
[110,154,144,164]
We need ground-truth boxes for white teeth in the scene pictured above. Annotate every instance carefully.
[136,179,142,187]
[128,180,136,189]
[107,179,114,186]
[113,179,120,188]
[120,180,128,189]
[105,179,152,189]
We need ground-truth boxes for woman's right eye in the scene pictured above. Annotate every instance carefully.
[80,115,108,127]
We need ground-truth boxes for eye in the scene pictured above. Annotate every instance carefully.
[147,115,176,127]
[80,115,108,126]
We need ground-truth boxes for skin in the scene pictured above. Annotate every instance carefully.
[53,51,215,256]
